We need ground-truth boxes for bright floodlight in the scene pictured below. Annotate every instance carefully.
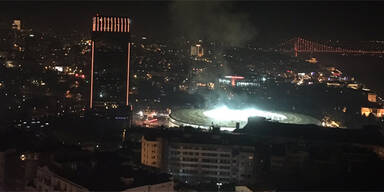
[203,106,287,122]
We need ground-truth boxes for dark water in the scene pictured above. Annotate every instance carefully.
[316,55,384,96]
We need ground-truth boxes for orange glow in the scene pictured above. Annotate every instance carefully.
[110,17,113,32]
[90,41,95,109]
[147,118,158,123]
[103,17,106,32]
[368,93,377,103]
[117,17,120,32]
[92,17,96,31]
[122,17,124,32]
[127,18,130,32]
[96,16,99,31]
[224,76,244,87]
[108,17,110,32]
[100,17,103,31]
[225,76,244,79]
[377,109,384,117]
[126,20,130,105]
[231,79,236,86]
[127,42,131,106]
[125,18,128,32]
[121,18,124,32]
[361,107,371,117]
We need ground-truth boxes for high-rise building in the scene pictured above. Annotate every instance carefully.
[90,15,131,109]
[190,44,204,57]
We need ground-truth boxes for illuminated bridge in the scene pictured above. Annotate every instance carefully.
[280,37,384,56]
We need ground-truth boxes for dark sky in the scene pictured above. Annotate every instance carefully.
[2,1,384,42]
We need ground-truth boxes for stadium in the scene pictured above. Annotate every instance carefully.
[169,106,321,131]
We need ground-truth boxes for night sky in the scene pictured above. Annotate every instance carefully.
[2,1,384,42]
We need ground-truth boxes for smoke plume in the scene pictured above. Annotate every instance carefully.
[169,1,257,47]
[169,1,258,109]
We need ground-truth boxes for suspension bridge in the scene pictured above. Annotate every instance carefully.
[280,37,384,56]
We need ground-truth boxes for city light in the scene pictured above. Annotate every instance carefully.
[261,77,267,82]
[203,105,287,122]
[1,4,384,191]
[20,154,26,161]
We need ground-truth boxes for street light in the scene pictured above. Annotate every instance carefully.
[216,182,222,192]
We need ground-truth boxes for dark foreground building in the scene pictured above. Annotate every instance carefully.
[139,118,384,191]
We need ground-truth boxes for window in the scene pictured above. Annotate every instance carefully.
[220,159,231,164]
[220,154,230,157]
[219,166,230,169]
[202,164,217,169]
[202,159,218,163]
[202,153,218,157]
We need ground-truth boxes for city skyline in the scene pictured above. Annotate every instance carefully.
[1,1,384,191]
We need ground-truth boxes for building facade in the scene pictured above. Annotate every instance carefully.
[166,142,255,184]
[141,136,164,168]
[140,135,256,184]
[34,166,89,192]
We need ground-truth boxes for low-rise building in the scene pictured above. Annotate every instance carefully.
[141,131,258,185]
[167,142,255,184]
[34,165,174,192]
[35,166,88,192]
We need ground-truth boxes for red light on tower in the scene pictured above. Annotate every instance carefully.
[224,76,244,87]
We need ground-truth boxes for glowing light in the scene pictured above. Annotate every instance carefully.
[203,106,287,122]
[261,77,267,82]
[54,66,63,72]
[146,118,158,123]
[126,27,131,106]
[20,154,26,161]
[224,76,244,79]
[90,41,95,109]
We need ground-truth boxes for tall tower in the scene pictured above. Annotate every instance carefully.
[90,15,131,109]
